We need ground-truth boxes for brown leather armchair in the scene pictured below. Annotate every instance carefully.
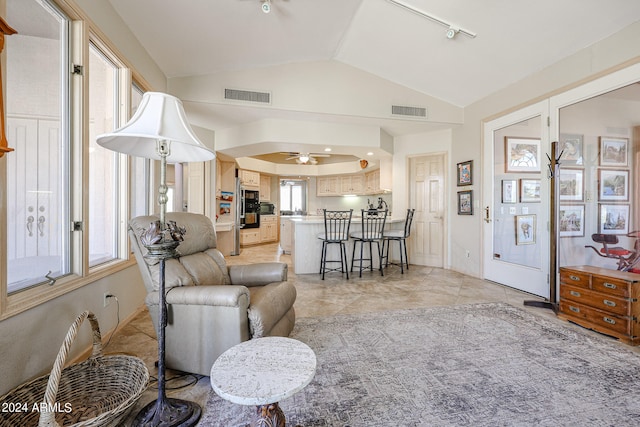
[129,212,296,376]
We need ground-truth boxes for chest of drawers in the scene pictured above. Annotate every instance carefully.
[558,265,640,345]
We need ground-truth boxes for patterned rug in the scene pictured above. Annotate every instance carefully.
[202,303,640,426]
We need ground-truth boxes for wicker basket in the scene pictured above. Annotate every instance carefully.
[0,311,149,427]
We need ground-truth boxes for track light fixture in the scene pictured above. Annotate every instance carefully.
[261,0,271,14]
[387,0,476,39]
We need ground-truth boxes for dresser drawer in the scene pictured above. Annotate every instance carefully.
[560,269,590,289]
[559,300,630,337]
[560,285,630,317]
[591,276,631,298]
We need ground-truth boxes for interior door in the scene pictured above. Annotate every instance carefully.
[409,154,445,267]
[482,101,550,297]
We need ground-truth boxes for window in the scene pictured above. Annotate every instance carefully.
[280,179,307,214]
[130,83,152,218]
[5,0,70,293]
[0,0,154,317]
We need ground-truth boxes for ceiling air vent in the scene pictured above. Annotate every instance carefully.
[224,88,271,104]
[391,105,427,119]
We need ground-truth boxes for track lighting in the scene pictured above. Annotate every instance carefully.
[261,0,271,14]
[387,0,476,39]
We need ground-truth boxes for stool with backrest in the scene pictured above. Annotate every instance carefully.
[350,209,388,277]
[317,209,353,280]
[382,208,415,274]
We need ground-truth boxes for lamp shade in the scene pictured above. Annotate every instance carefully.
[96,92,215,163]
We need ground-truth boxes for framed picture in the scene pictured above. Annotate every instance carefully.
[559,134,584,166]
[515,214,536,245]
[457,160,473,186]
[598,169,629,201]
[599,137,628,166]
[505,137,541,173]
[520,179,541,203]
[559,168,584,201]
[599,204,629,235]
[559,205,585,237]
[457,190,473,215]
[502,180,517,203]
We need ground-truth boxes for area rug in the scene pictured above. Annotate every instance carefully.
[202,303,640,426]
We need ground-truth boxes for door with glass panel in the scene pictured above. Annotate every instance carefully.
[483,101,550,297]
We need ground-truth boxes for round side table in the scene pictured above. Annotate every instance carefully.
[210,336,317,427]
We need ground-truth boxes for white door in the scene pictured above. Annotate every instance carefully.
[482,101,550,297]
[409,154,445,267]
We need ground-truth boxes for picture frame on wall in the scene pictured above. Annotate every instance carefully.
[559,168,584,201]
[599,204,629,235]
[520,179,541,203]
[505,137,541,173]
[599,136,628,167]
[559,134,584,166]
[515,214,536,245]
[502,180,517,203]
[457,190,473,215]
[559,205,585,237]
[598,169,629,201]
[457,160,473,186]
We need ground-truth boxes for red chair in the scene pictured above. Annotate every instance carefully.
[585,232,640,271]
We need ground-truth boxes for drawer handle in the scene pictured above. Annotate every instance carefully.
[569,306,580,313]
[570,290,581,297]
[603,299,616,307]
[603,282,617,290]
[603,317,616,325]
[569,275,581,281]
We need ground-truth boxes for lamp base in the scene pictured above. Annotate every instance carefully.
[133,397,201,427]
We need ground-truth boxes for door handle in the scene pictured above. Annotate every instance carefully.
[484,206,491,223]
[27,215,34,236]
[38,216,45,236]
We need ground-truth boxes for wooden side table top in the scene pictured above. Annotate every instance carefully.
[210,337,317,406]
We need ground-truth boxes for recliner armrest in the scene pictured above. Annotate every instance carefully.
[228,262,288,287]
[145,285,250,308]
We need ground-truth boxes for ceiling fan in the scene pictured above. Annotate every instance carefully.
[282,152,330,165]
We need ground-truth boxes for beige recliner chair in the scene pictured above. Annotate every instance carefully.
[129,212,296,376]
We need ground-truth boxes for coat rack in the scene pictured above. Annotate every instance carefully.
[0,16,16,158]
[524,140,562,312]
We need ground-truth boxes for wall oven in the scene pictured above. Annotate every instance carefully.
[241,189,260,229]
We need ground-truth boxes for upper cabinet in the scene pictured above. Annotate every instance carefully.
[260,175,271,201]
[317,170,386,197]
[239,169,260,188]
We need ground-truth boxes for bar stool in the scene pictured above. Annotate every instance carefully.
[317,209,353,280]
[350,209,387,277]
[382,208,415,274]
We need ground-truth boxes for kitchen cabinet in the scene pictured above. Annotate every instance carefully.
[364,169,380,194]
[239,169,260,188]
[558,265,640,345]
[340,175,363,194]
[260,175,271,201]
[240,229,260,246]
[260,215,278,243]
[317,176,339,196]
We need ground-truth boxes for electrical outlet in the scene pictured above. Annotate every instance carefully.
[465,250,470,258]
[103,292,113,308]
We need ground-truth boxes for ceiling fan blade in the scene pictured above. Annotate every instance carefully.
[285,156,299,160]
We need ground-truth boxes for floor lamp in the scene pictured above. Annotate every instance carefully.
[97,92,215,427]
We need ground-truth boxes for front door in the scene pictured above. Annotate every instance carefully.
[482,101,550,297]
[409,154,445,267]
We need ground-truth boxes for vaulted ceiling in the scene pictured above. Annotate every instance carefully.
[107,0,640,166]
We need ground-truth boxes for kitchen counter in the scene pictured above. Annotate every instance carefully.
[281,215,404,275]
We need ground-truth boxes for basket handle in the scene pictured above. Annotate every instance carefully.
[38,311,103,427]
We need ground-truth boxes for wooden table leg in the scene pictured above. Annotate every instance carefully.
[253,402,286,427]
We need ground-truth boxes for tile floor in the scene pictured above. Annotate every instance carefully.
[113,243,589,425]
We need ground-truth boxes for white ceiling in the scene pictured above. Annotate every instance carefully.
[106,0,640,164]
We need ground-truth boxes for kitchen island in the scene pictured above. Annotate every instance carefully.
[282,215,405,275]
